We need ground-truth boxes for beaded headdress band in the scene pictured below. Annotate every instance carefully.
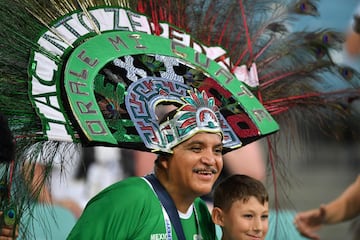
[158,90,225,152]
[126,77,241,153]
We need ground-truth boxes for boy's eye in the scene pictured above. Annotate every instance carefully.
[243,214,253,219]
[261,214,269,220]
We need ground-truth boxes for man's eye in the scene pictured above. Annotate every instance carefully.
[191,147,201,152]
[214,148,223,154]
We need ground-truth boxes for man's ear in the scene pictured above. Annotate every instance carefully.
[157,154,170,169]
[212,207,224,226]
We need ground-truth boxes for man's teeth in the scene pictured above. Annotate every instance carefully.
[196,170,212,174]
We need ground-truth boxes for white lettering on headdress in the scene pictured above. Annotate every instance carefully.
[30,6,253,142]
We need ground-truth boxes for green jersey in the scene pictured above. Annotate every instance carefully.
[67,176,216,240]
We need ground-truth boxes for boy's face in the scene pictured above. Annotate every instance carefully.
[213,196,269,240]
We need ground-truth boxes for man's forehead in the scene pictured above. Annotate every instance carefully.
[183,132,223,144]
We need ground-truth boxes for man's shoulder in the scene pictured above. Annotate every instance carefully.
[86,176,152,204]
[101,176,150,194]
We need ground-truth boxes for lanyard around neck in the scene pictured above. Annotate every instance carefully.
[145,173,186,240]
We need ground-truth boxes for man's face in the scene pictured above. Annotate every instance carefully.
[167,132,223,198]
[220,197,269,240]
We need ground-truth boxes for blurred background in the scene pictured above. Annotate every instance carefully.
[273,1,360,239]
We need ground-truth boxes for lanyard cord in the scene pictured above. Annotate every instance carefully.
[144,174,203,240]
[144,174,186,240]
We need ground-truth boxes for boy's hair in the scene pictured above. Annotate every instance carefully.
[213,174,268,212]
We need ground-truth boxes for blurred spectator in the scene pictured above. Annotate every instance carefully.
[32,146,132,218]
[294,175,360,240]
[345,5,360,57]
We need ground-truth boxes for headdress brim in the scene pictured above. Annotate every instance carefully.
[24,9,278,153]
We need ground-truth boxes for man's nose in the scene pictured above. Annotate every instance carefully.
[200,150,216,165]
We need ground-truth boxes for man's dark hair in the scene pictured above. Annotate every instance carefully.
[0,113,15,163]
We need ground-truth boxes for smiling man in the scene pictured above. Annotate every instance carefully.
[67,90,225,240]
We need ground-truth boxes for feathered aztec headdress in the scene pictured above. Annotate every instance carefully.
[0,0,359,238]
